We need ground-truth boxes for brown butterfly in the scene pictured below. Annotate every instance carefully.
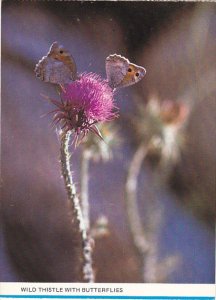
[35,43,146,89]
[35,42,77,85]
[105,54,146,89]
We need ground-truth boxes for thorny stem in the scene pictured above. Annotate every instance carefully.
[125,142,149,280]
[60,131,94,282]
[80,149,91,231]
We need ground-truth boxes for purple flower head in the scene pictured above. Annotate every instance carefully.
[51,73,118,139]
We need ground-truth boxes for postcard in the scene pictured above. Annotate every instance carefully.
[1,0,215,299]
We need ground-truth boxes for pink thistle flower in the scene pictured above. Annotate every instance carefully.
[50,73,118,140]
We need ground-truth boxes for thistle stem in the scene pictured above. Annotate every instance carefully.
[125,142,149,281]
[60,131,94,282]
[80,149,91,231]
[125,143,149,254]
[125,142,178,282]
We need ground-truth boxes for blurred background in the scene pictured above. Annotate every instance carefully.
[1,1,215,283]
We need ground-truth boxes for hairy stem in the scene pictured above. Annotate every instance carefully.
[60,131,94,282]
[80,149,91,231]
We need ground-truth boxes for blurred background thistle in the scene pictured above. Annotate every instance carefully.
[131,96,189,171]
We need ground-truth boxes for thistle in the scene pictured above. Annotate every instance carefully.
[37,67,119,282]
[49,73,118,143]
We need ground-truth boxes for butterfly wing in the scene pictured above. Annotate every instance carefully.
[106,54,129,89]
[35,56,74,85]
[117,62,146,88]
[106,54,146,89]
[35,42,77,85]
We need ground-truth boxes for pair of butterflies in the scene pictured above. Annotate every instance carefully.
[35,42,146,89]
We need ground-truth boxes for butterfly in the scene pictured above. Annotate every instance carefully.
[35,42,77,85]
[35,43,146,88]
[105,54,146,89]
